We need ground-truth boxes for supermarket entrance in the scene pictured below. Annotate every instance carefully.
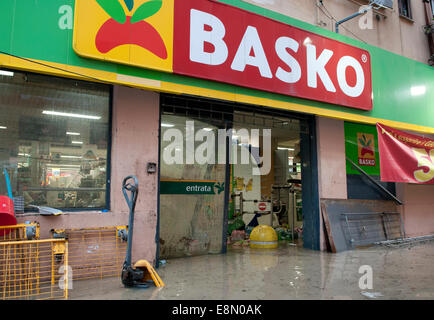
[157,94,319,259]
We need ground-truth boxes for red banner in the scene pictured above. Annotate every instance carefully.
[377,123,434,184]
[173,0,373,111]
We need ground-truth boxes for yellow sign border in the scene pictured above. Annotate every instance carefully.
[1,54,433,135]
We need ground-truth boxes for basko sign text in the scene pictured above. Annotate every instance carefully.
[174,0,373,111]
[74,0,373,111]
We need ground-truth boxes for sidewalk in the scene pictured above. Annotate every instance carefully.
[69,241,434,300]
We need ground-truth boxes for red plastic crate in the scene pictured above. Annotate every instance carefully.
[0,196,16,236]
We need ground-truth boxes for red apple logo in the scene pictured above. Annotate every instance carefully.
[95,0,167,59]
[359,134,374,156]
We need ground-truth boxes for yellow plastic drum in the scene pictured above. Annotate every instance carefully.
[249,225,278,249]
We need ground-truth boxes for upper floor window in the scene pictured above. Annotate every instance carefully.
[431,0,434,18]
[398,0,412,20]
[0,71,111,212]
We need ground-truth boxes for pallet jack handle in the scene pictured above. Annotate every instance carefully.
[121,175,164,288]
[122,175,139,268]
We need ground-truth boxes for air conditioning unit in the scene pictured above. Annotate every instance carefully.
[370,0,393,10]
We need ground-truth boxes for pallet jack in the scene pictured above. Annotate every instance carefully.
[121,175,165,288]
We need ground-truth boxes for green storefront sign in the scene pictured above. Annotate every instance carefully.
[345,122,380,176]
[160,180,225,195]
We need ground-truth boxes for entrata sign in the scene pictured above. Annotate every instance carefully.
[160,180,225,194]
[74,0,373,111]
[173,0,372,110]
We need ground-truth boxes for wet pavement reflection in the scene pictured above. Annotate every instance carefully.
[69,241,434,300]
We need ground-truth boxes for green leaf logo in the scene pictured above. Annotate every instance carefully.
[96,0,163,24]
[95,0,168,59]
[96,0,126,24]
[131,0,163,24]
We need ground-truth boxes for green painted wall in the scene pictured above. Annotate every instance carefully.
[0,0,433,128]
[344,122,380,176]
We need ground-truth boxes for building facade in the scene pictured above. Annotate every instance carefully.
[0,0,433,264]
[244,0,434,65]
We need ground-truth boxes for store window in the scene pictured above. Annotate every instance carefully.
[0,70,110,212]
[431,0,434,17]
[398,0,412,20]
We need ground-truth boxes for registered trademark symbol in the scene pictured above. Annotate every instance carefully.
[361,54,368,63]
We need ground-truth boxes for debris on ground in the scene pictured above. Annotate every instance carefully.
[376,235,434,248]
[230,230,245,241]
[231,240,250,248]
[361,291,383,299]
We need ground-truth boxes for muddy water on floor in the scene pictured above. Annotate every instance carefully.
[69,241,434,300]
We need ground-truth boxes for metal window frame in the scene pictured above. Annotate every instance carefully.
[0,69,113,213]
[398,0,413,19]
[341,212,404,248]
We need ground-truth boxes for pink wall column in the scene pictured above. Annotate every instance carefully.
[17,85,160,264]
[316,117,347,200]
[398,183,434,238]
[316,117,347,251]
[110,85,160,263]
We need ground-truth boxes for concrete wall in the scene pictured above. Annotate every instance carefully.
[316,117,348,200]
[397,183,434,238]
[17,85,160,264]
[243,0,432,65]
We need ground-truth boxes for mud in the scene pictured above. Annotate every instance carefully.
[68,241,434,300]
